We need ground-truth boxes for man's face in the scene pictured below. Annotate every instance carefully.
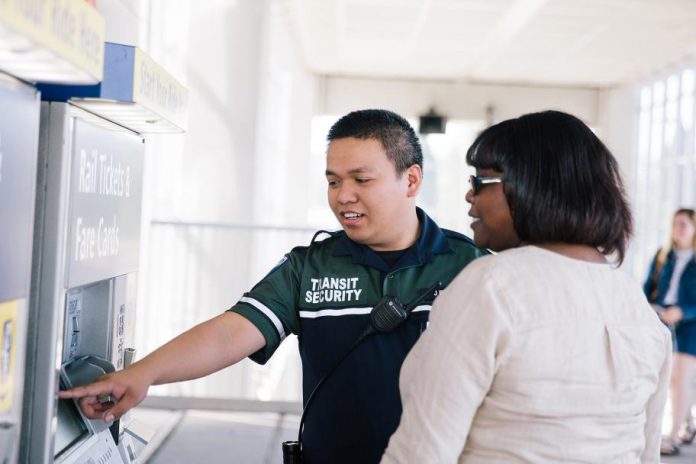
[326,137,419,251]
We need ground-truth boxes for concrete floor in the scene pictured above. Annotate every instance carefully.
[664,448,696,464]
[145,410,298,464]
[660,439,696,464]
[139,408,696,464]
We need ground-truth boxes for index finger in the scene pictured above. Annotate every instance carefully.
[58,379,116,399]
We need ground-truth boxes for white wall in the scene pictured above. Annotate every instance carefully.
[95,0,147,46]
[597,85,643,274]
[320,76,600,126]
[252,1,317,227]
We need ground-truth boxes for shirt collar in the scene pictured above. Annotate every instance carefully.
[332,207,453,271]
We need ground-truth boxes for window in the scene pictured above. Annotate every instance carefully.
[633,68,696,278]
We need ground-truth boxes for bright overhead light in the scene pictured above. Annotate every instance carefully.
[0,1,105,84]
[0,34,97,84]
[70,99,184,134]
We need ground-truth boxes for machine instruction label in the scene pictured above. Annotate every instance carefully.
[67,117,144,288]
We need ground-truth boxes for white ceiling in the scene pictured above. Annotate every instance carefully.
[289,0,696,87]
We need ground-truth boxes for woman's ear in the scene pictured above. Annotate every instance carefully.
[405,164,423,198]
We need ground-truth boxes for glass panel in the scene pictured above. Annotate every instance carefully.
[664,163,679,213]
[680,160,693,206]
[633,72,696,283]
[635,107,651,235]
[650,105,664,163]
[667,74,680,100]
[640,86,652,109]
[682,69,695,95]
[680,90,694,156]
[664,100,678,157]
[653,81,666,105]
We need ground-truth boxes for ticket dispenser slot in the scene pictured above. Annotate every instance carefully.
[57,356,122,464]
[62,356,118,437]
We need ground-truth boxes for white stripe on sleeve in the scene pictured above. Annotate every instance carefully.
[239,297,287,340]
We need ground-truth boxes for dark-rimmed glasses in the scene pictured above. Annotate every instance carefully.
[469,175,504,195]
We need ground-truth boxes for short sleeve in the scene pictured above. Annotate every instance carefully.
[227,250,304,364]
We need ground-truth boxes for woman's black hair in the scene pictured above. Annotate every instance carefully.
[466,110,632,263]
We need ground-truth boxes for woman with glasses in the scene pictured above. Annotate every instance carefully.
[644,208,696,456]
[382,110,671,463]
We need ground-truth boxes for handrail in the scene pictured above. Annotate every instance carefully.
[150,219,322,234]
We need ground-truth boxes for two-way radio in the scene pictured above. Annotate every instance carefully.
[282,281,442,463]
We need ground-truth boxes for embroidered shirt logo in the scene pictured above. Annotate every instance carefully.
[305,277,363,303]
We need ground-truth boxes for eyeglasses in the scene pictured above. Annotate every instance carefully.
[469,175,504,195]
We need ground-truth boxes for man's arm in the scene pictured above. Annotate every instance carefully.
[58,312,264,422]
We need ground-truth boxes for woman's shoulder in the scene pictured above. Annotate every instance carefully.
[453,245,618,291]
[471,245,568,268]
[448,247,534,290]
[457,246,555,273]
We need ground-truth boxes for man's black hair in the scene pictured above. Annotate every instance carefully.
[327,109,423,174]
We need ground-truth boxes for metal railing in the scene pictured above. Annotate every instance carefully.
[135,219,320,410]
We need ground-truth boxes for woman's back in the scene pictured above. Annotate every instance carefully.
[464,247,670,462]
[390,246,671,463]
[382,111,671,464]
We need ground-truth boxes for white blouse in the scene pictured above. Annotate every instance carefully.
[382,246,671,464]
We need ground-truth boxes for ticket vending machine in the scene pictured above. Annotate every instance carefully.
[22,102,144,464]
[0,73,40,464]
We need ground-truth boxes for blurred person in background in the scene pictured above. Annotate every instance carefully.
[644,208,696,456]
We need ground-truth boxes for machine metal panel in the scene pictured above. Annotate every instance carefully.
[22,103,144,464]
[0,75,40,302]
[23,102,78,464]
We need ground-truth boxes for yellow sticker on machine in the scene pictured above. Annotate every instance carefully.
[0,300,17,414]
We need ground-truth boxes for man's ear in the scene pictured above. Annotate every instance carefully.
[405,164,423,198]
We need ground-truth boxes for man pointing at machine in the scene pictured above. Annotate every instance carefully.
[61,109,485,463]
